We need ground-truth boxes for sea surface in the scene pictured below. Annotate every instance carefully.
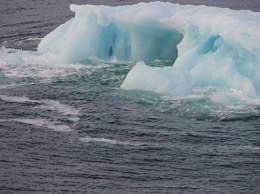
[0,0,260,193]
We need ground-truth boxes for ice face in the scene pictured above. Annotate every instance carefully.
[38,3,185,63]
[121,61,192,96]
[38,2,260,99]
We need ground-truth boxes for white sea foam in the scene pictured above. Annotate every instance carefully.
[0,46,24,53]
[0,95,36,103]
[242,145,260,151]
[0,95,80,121]
[37,99,79,116]
[12,119,73,132]
[79,136,140,146]
[0,83,31,90]
[26,37,43,41]
[210,89,260,106]
[67,117,80,122]
[19,37,43,43]
[0,48,110,84]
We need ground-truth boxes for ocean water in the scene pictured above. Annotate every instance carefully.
[1,0,260,193]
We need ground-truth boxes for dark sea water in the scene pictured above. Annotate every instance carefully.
[0,0,260,193]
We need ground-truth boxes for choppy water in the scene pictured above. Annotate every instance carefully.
[1,0,260,193]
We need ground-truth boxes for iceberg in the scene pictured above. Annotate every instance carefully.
[121,61,192,96]
[38,2,260,99]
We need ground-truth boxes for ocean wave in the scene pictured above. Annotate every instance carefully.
[0,95,80,120]
[79,136,140,146]
[1,118,73,132]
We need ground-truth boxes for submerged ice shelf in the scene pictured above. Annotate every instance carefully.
[38,2,260,100]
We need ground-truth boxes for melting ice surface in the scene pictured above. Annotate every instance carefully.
[38,2,260,103]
